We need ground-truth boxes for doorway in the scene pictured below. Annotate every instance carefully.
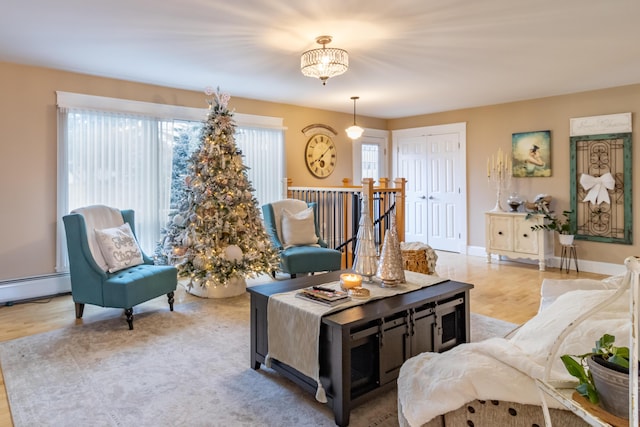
[392,123,467,253]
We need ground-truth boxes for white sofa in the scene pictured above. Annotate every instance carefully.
[397,271,631,427]
[537,274,624,313]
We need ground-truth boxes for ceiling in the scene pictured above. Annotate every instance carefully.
[2,0,639,119]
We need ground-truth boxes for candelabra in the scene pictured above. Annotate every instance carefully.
[487,148,512,212]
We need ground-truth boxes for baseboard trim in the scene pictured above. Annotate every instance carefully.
[466,245,626,276]
[0,273,71,304]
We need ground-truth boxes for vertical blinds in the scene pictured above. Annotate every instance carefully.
[57,108,174,267]
[235,127,285,207]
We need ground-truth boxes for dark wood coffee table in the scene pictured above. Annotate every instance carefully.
[248,271,473,426]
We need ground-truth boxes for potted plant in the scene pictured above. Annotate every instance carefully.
[561,333,637,419]
[528,209,574,245]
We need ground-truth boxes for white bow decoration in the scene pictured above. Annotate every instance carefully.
[580,172,615,205]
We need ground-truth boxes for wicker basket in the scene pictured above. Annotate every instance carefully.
[402,249,429,274]
[400,242,437,275]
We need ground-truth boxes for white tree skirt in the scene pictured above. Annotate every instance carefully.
[187,275,247,298]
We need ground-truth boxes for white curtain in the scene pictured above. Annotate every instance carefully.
[57,108,174,270]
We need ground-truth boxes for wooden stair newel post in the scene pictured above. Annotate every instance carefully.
[286,177,292,199]
[394,178,407,243]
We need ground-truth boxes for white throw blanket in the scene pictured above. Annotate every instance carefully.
[71,205,124,272]
[266,271,447,402]
[397,287,630,427]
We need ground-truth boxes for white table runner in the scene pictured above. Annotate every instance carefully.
[265,271,447,402]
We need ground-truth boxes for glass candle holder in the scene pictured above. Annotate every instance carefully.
[340,273,363,290]
[507,192,523,212]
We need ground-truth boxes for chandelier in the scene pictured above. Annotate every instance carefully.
[345,96,364,140]
[300,36,348,85]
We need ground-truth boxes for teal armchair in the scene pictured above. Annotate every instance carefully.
[63,205,177,330]
[262,199,342,278]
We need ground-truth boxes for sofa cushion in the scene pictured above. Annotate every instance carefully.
[95,223,144,273]
[280,245,341,273]
[281,207,318,249]
[104,264,177,307]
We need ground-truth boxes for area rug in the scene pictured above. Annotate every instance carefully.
[0,294,516,427]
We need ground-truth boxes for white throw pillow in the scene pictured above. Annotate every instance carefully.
[281,207,318,248]
[94,223,145,273]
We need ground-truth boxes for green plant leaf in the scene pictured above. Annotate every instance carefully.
[585,384,599,404]
[597,334,616,349]
[614,346,630,360]
[561,355,588,382]
[609,354,630,368]
[575,382,589,397]
[575,382,599,404]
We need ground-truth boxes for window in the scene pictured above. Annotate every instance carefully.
[352,129,389,185]
[361,143,380,182]
[58,107,175,263]
[56,92,284,272]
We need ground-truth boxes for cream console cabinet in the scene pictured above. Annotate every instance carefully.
[485,212,553,271]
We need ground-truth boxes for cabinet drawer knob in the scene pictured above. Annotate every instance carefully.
[498,231,503,235]
[523,233,528,238]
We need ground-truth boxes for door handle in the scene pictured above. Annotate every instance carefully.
[419,196,427,199]
[428,196,434,200]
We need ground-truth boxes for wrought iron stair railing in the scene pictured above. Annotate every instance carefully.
[286,178,406,268]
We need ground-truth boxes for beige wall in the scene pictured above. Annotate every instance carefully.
[0,61,637,280]
[0,62,385,280]
[389,84,640,266]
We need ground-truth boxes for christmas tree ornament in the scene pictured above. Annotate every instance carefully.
[375,213,405,287]
[224,244,243,261]
[173,214,185,226]
[193,255,206,269]
[352,194,378,283]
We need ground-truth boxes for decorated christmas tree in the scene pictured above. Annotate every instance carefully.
[160,88,279,291]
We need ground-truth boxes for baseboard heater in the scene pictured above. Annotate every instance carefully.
[0,273,71,304]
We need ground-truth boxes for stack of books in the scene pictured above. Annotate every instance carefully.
[296,286,351,306]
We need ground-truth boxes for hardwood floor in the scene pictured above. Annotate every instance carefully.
[434,251,607,324]
[0,252,609,425]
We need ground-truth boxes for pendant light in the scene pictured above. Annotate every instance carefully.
[345,96,364,140]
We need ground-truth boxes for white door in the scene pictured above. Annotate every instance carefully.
[393,123,467,253]
[396,137,429,243]
[426,132,462,252]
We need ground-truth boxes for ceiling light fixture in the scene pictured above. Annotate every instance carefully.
[346,96,364,140]
[300,35,348,85]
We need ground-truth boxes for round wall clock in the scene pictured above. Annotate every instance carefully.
[305,134,337,178]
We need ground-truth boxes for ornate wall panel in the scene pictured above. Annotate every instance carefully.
[569,132,632,244]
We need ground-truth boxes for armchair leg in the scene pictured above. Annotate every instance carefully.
[124,308,134,330]
[271,271,276,279]
[75,303,85,319]
[167,292,175,311]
